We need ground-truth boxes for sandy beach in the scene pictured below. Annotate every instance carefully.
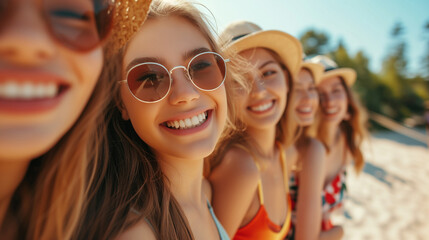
[335,131,429,240]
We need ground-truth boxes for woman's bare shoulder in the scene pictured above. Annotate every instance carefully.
[115,219,156,240]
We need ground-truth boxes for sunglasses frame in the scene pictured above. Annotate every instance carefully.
[120,51,230,103]
[0,0,115,53]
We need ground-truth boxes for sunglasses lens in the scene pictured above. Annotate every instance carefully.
[43,0,114,52]
[189,53,226,91]
[127,64,171,102]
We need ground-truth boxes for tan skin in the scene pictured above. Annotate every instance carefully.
[292,69,344,240]
[0,0,102,234]
[116,16,227,240]
[292,69,326,240]
[209,48,294,238]
[316,76,356,240]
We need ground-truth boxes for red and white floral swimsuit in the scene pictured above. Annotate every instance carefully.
[286,168,347,238]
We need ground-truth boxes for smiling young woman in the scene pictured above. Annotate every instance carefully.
[0,0,152,239]
[206,21,302,240]
[309,55,368,239]
[76,0,248,239]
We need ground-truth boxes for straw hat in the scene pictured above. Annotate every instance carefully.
[300,62,325,84]
[106,0,153,55]
[219,21,303,78]
[308,55,356,86]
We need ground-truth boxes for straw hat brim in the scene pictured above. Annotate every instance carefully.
[320,68,356,86]
[106,0,153,56]
[224,30,303,78]
[300,62,325,85]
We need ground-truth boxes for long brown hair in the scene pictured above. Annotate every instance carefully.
[9,61,110,240]
[75,0,246,239]
[317,78,368,173]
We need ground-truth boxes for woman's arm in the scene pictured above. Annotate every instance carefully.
[319,226,344,240]
[208,147,260,238]
[294,138,327,240]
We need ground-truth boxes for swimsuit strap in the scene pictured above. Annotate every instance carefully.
[275,141,289,192]
[253,156,264,205]
[256,142,289,207]
[275,141,292,236]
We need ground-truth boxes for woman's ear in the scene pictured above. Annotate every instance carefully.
[117,101,130,120]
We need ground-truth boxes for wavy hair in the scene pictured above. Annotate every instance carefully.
[75,0,247,239]
[316,78,368,173]
[9,61,109,240]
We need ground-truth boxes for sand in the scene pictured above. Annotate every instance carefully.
[333,132,429,240]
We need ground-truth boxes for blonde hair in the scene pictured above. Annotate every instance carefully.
[76,1,247,239]
[10,64,109,240]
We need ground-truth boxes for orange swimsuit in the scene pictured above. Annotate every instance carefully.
[233,142,292,240]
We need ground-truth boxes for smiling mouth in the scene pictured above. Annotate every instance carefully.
[297,106,313,114]
[324,107,339,115]
[248,100,274,112]
[0,80,68,100]
[164,111,209,130]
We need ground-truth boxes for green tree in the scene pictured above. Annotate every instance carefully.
[380,22,424,120]
[299,29,331,56]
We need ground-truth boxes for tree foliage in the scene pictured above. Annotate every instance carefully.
[299,22,428,125]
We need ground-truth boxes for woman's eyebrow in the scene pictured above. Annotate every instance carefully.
[125,56,165,73]
[182,47,211,60]
[258,60,277,69]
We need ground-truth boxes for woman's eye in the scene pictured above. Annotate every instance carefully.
[137,73,164,87]
[333,88,342,94]
[262,70,277,78]
[191,61,212,72]
[50,9,93,21]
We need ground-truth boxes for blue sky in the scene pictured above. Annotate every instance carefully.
[198,0,429,76]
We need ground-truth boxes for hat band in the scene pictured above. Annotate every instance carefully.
[324,67,337,72]
[231,33,250,41]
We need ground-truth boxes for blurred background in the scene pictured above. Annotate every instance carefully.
[199,0,429,131]
[198,1,429,239]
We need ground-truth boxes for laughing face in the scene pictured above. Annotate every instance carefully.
[0,2,102,161]
[294,68,319,126]
[121,16,227,161]
[318,76,348,125]
[236,48,288,130]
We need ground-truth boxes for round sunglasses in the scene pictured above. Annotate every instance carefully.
[0,0,115,52]
[120,52,230,103]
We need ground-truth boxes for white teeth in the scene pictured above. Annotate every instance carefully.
[166,111,208,130]
[326,108,339,114]
[191,116,199,125]
[250,101,273,112]
[297,107,312,113]
[0,80,59,100]
[179,120,185,128]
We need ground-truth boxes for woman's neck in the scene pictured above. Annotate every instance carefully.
[0,160,30,229]
[157,154,205,209]
[246,126,277,158]
[324,126,341,148]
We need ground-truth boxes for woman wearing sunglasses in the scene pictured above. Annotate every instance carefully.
[206,21,302,240]
[0,0,151,239]
[309,56,367,239]
[77,0,246,239]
